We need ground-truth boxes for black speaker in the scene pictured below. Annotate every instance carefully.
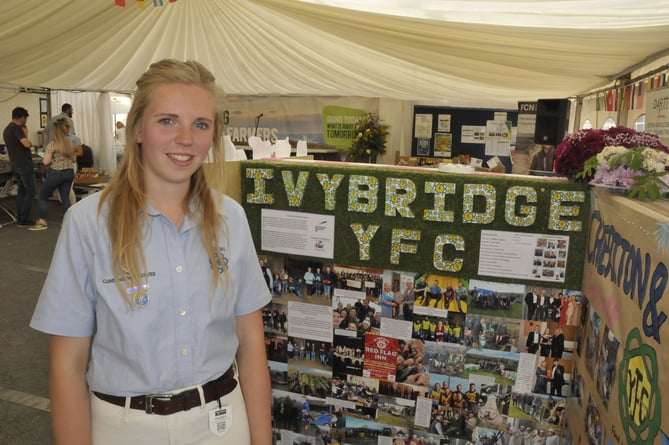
[534,99,569,146]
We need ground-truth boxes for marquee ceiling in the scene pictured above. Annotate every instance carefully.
[1,0,668,108]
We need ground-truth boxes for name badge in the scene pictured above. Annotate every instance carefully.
[209,406,232,437]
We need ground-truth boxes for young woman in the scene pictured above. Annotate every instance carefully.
[30,118,77,231]
[31,59,271,444]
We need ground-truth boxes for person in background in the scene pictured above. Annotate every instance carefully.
[526,324,541,354]
[402,279,415,321]
[551,327,565,359]
[30,118,76,231]
[30,59,272,445]
[550,358,566,397]
[539,327,553,357]
[304,266,315,296]
[2,107,36,227]
[322,265,336,300]
[529,144,555,172]
[379,282,396,318]
[44,103,75,144]
[115,121,126,147]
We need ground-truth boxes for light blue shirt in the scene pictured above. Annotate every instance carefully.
[379,291,394,317]
[30,192,270,396]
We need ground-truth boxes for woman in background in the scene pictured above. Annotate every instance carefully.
[540,328,553,357]
[30,118,76,231]
[31,59,271,444]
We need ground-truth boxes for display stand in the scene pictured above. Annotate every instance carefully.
[565,188,669,445]
[236,159,593,444]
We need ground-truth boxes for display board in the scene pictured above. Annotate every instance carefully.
[241,160,590,444]
[411,106,518,172]
[645,86,669,148]
[565,188,669,445]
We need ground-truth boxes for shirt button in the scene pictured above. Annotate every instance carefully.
[176,265,183,273]
[180,348,189,356]
[179,309,187,316]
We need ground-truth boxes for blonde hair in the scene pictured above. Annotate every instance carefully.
[51,118,75,158]
[99,59,228,304]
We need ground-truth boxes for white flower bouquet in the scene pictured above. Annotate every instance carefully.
[580,145,669,200]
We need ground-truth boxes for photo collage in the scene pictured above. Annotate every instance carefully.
[261,254,585,445]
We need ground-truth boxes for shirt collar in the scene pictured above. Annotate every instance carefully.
[146,199,200,233]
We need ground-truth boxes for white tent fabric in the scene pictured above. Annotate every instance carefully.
[1,0,669,109]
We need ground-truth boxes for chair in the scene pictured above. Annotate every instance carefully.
[273,137,291,158]
[223,135,247,161]
[0,173,18,228]
[296,140,308,157]
[249,136,272,160]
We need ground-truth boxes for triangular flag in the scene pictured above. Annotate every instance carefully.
[637,81,646,109]
[154,0,164,5]
[137,0,147,8]
[624,85,632,111]
[115,0,126,5]
[606,90,614,112]
[629,84,635,110]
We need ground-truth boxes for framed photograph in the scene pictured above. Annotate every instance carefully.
[39,98,48,129]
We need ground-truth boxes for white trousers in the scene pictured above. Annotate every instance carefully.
[90,382,250,444]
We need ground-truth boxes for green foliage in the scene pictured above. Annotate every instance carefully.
[348,112,390,161]
[241,161,590,289]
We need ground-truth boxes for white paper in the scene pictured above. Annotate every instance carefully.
[261,209,334,259]
[287,301,333,343]
[379,318,413,340]
[414,114,433,138]
[478,230,569,283]
[413,396,433,428]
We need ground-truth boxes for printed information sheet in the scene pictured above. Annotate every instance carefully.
[261,209,334,259]
[478,230,569,283]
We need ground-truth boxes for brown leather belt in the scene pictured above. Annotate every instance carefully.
[93,366,236,415]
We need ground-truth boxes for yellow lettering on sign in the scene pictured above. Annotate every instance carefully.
[627,355,651,425]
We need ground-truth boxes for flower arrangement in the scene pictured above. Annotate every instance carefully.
[348,112,390,162]
[554,126,667,180]
[579,145,669,200]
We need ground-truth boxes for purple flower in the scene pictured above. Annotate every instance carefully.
[614,167,637,188]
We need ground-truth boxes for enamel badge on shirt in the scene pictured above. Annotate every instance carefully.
[209,406,232,436]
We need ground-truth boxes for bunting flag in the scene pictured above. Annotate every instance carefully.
[595,93,602,111]
[636,81,645,109]
[606,89,614,112]
[114,0,176,7]
[624,85,633,111]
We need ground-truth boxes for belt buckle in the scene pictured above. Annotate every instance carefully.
[145,394,173,414]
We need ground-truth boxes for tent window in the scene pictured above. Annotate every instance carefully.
[602,117,616,130]
[582,119,592,130]
[633,114,645,131]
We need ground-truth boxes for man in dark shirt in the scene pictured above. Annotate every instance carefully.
[2,107,35,227]
[530,144,555,172]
